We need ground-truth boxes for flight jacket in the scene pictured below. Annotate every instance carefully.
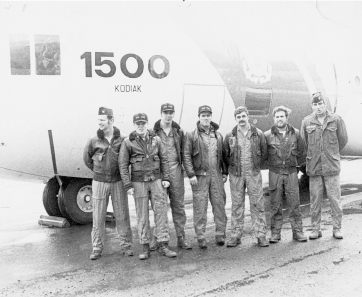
[223,124,267,176]
[183,121,226,178]
[83,126,124,183]
[119,130,170,191]
[264,124,306,174]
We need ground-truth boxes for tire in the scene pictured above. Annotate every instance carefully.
[63,179,93,225]
[58,187,76,224]
[42,177,62,217]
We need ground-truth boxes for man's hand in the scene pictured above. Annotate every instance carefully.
[222,174,228,183]
[189,176,198,186]
[162,181,170,188]
[127,188,134,196]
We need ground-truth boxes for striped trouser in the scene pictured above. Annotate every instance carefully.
[91,180,133,251]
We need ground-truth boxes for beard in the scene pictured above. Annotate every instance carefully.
[276,121,287,128]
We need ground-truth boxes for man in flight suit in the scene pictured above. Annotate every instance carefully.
[264,106,307,243]
[301,92,348,240]
[183,105,228,249]
[83,107,133,260]
[150,103,191,251]
[223,106,269,247]
[119,113,177,259]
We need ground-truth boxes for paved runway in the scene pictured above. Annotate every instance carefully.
[0,159,362,296]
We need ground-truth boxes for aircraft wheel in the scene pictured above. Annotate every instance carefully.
[63,179,93,225]
[58,187,76,224]
[42,177,62,217]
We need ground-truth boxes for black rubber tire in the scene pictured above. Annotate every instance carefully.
[63,179,93,225]
[42,177,62,217]
[58,187,76,224]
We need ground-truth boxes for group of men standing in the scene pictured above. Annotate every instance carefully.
[83,91,348,260]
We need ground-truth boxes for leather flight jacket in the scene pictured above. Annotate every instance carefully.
[223,124,267,176]
[264,124,306,174]
[183,121,226,178]
[119,130,170,191]
[83,127,124,183]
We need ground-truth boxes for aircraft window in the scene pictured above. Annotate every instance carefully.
[245,87,272,116]
[9,35,30,75]
[35,35,61,75]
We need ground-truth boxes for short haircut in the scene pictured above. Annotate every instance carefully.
[272,105,291,118]
[107,116,114,121]
[234,106,249,117]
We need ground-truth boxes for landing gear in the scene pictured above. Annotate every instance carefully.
[60,178,93,225]
[42,177,62,217]
[43,177,93,225]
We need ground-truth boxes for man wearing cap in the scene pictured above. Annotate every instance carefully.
[301,92,348,240]
[223,106,269,247]
[83,107,133,260]
[183,105,228,249]
[150,103,191,251]
[264,106,307,243]
[119,113,177,260]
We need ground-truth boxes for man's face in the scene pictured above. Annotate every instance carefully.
[273,110,288,129]
[161,111,174,124]
[199,112,212,127]
[134,121,148,136]
[98,115,112,131]
[235,112,249,127]
[312,100,327,116]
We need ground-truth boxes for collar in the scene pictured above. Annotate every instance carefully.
[97,126,120,139]
[232,124,257,136]
[153,119,181,132]
[271,124,294,135]
[312,109,331,124]
[196,121,219,132]
[129,129,155,141]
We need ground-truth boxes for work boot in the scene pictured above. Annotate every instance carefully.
[159,242,177,258]
[269,233,281,243]
[226,237,241,247]
[139,244,150,260]
[333,230,343,239]
[198,239,207,249]
[257,236,270,247]
[215,235,225,246]
[293,232,308,242]
[177,236,192,250]
[89,250,102,260]
[122,246,134,257]
[309,230,322,240]
[149,236,159,251]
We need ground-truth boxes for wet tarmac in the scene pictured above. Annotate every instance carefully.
[0,159,362,296]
